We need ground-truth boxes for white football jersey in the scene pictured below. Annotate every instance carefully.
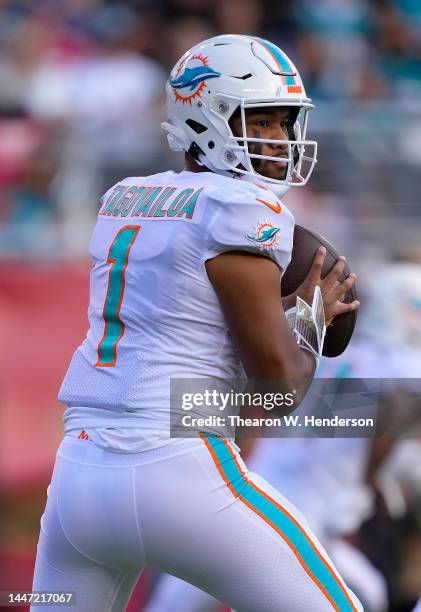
[59,170,294,451]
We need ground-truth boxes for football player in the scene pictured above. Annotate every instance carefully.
[32,35,361,611]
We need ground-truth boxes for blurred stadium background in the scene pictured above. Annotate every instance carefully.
[0,0,420,610]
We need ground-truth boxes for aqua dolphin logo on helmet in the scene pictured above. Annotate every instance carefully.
[170,53,221,105]
[170,66,221,91]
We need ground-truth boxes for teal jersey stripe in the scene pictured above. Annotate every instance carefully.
[204,435,356,612]
[255,38,296,86]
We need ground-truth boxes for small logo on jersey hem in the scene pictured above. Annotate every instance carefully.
[246,220,280,249]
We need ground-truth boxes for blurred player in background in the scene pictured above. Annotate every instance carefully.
[145,262,421,612]
[31,35,361,611]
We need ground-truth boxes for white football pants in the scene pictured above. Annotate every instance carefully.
[145,538,386,612]
[32,434,362,611]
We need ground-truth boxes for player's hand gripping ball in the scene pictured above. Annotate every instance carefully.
[281,225,359,357]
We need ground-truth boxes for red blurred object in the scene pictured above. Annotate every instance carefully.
[0,261,90,490]
[0,119,47,186]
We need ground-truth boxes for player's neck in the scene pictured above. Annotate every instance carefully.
[184,153,212,173]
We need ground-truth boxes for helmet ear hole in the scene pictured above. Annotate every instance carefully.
[185,119,208,134]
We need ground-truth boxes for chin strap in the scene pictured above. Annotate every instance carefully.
[285,285,326,369]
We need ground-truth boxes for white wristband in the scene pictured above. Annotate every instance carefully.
[285,286,326,365]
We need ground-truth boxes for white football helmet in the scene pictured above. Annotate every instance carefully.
[162,34,317,194]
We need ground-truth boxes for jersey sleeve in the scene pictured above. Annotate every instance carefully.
[204,188,295,272]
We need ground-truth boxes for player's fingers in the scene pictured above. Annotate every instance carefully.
[333,299,360,317]
[321,256,346,289]
[331,273,356,299]
[306,246,326,285]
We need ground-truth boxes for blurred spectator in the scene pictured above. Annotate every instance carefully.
[0,113,59,256]
[13,4,167,253]
[215,0,264,36]
[162,0,214,19]
[374,0,421,99]
[24,5,165,165]
[164,16,217,67]
[291,0,385,100]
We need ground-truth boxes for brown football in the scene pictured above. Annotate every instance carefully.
[281,224,358,357]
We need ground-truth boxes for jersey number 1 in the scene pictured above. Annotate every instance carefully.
[96,226,140,367]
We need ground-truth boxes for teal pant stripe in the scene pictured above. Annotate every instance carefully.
[256,38,296,86]
[204,435,355,612]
